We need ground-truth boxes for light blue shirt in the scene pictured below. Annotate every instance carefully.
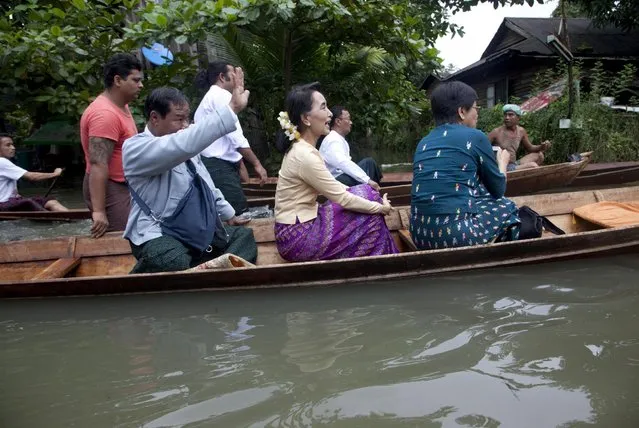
[123,105,238,246]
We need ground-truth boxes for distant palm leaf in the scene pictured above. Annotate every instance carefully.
[205,33,242,68]
[331,46,399,79]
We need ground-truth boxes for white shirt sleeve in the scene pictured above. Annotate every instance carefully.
[193,90,216,124]
[320,132,369,183]
[0,158,27,180]
[231,120,250,150]
[195,86,250,154]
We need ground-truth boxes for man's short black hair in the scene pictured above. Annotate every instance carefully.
[144,87,188,120]
[329,105,346,129]
[103,53,143,89]
[195,60,233,90]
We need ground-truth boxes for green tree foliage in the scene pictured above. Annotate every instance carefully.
[0,0,545,151]
[551,0,639,30]
[477,63,639,163]
[551,1,588,17]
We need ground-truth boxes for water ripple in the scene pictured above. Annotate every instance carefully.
[142,385,282,427]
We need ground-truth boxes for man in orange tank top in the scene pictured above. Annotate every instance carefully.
[80,53,143,238]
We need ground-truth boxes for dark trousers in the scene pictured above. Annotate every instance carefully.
[0,196,50,211]
[129,225,257,274]
[201,156,247,214]
[335,157,383,187]
[82,174,130,232]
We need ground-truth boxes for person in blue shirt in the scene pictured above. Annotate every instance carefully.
[410,81,520,250]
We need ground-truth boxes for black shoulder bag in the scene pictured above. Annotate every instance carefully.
[517,205,565,240]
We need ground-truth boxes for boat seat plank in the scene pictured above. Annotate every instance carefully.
[255,243,287,266]
[385,210,403,231]
[398,229,418,251]
[74,255,136,278]
[32,257,81,280]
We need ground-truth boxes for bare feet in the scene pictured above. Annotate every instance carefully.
[515,162,540,170]
[44,199,69,212]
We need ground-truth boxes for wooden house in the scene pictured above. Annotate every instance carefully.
[422,18,639,107]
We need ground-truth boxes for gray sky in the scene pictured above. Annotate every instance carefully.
[434,1,559,69]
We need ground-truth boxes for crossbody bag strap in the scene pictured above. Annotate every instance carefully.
[127,160,198,221]
[542,217,566,235]
[185,158,197,176]
[128,181,160,221]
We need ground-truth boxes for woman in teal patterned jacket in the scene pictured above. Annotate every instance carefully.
[410,81,520,250]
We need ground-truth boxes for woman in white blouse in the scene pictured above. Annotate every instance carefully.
[273,83,398,262]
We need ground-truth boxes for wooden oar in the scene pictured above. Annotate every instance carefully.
[43,168,65,198]
[43,176,59,198]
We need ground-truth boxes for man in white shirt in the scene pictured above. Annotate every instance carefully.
[0,134,68,212]
[194,61,268,214]
[319,106,382,191]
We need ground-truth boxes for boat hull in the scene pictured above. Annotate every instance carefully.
[0,209,92,221]
[2,185,639,299]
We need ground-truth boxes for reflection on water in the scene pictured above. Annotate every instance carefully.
[1,255,639,427]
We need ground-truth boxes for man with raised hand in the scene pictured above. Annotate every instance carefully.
[122,68,257,273]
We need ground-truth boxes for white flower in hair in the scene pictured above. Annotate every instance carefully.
[277,111,301,142]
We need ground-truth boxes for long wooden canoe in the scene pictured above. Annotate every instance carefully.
[0,208,92,221]
[579,160,639,175]
[572,164,639,187]
[4,156,637,221]
[504,151,592,195]
[246,154,624,190]
[2,185,639,299]
[244,153,593,207]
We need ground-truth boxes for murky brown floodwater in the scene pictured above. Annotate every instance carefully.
[1,255,638,427]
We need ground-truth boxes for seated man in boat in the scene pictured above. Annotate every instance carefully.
[487,104,551,171]
[319,106,383,191]
[0,134,69,212]
[122,68,257,274]
[411,82,520,250]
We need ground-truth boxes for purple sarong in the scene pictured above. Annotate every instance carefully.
[0,196,50,211]
[275,184,399,262]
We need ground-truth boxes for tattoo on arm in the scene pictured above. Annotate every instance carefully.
[88,137,115,165]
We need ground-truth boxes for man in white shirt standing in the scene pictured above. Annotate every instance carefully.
[319,106,382,191]
[194,61,268,214]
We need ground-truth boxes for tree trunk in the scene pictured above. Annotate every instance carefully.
[561,0,575,118]
[196,38,209,70]
[283,28,293,95]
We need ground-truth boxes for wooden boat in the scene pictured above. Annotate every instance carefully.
[571,162,639,188]
[246,153,593,207]
[246,160,639,193]
[504,151,592,195]
[246,155,617,191]
[579,160,639,175]
[243,172,412,191]
[0,209,92,221]
[3,185,639,299]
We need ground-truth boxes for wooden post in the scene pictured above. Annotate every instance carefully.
[560,0,574,119]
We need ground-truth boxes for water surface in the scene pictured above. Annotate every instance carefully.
[1,255,639,427]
